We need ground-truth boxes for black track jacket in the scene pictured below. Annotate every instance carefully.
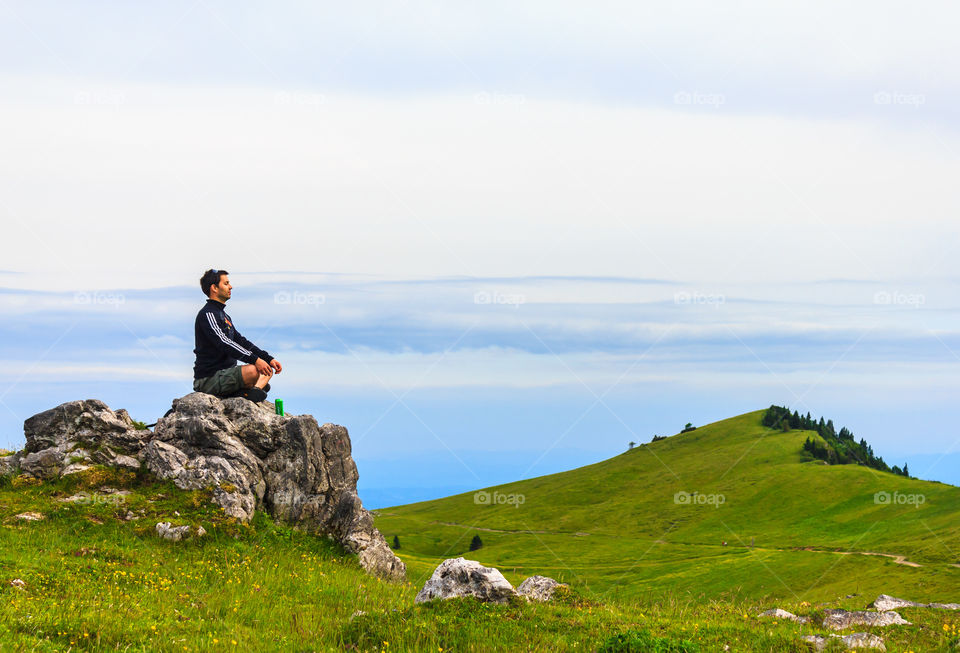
[193,299,273,379]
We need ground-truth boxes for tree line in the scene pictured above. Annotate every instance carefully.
[762,405,910,477]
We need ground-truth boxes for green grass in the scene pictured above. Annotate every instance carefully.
[375,410,960,607]
[1,411,958,651]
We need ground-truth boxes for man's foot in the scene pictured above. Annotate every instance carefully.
[242,387,269,403]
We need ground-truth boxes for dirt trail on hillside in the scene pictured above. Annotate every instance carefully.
[796,546,922,567]
[843,551,922,567]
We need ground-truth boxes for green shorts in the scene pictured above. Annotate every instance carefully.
[193,365,244,398]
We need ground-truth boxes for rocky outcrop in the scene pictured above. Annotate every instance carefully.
[13,393,405,581]
[415,557,518,604]
[822,609,910,630]
[142,395,265,522]
[871,593,960,611]
[802,633,886,651]
[20,400,144,478]
[517,575,566,602]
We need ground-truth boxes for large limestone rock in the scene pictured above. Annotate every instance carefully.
[822,609,910,630]
[15,393,405,581]
[415,557,518,604]
[142,395,266,522]
[19,400,144,478]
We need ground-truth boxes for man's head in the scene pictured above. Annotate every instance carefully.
[200,269,232,303]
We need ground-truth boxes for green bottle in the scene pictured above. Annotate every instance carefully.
[275,399,284,416]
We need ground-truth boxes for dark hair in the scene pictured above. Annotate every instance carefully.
[200,269,228,297]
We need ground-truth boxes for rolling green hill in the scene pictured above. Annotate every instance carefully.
[1,414,958,651]
[375,410,960,604]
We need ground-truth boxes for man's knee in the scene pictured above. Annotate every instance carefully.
[240,364,259,387]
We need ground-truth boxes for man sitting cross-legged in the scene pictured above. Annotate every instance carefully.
[192,268,282,403]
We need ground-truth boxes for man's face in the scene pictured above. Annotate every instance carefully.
[210,275,232,302]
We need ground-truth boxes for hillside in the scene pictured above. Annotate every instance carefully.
[1,408,958,651]
[375,410,960,604]
[0,466,622,651]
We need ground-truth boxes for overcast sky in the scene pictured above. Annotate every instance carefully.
[1,2,958,500]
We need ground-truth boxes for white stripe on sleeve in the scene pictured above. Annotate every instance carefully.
[207,312,252,356]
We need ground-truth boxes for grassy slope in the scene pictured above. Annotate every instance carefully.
[375,411,960,605]
[0,458,958,651]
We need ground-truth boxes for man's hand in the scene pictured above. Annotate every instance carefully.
[269,359,282,374]
[255,358,274,377]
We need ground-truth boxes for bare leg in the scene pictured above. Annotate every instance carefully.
[240,364,271,389]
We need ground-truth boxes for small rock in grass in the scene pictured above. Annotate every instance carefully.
[803,632,886,651]
[155,522,193,542]
[823,609,909,630]
[14,512,44,521]
[871,594,926,611]
[842,633,887,650]
[517,575,567,602]
[98,487,131,496]
[759,608,810,623]
[871,593,960,611]
[58,493,91,503]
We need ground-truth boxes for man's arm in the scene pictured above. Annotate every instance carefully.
[200,311,261,365]
[232,326,274,366]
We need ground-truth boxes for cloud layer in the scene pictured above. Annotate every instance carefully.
[1,2,957,497]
